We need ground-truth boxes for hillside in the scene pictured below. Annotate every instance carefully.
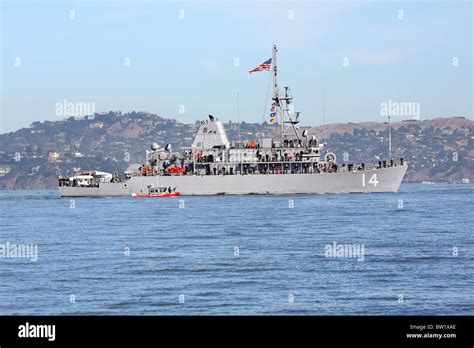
[0,112,472,189]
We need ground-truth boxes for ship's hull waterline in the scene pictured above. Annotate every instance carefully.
[58,164,408,197]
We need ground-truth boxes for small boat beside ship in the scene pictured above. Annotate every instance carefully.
[131,185,180,198]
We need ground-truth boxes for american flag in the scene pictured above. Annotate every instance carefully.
[249,58,272,73]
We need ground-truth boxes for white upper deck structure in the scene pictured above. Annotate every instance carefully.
[192,115,230,150]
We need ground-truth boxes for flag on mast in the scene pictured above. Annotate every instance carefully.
[269,102,277,124]
[269,113,276,124]
[249,58,272,73]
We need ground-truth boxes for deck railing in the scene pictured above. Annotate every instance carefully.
[59,159,405,184]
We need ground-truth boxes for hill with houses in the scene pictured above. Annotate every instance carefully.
[0,112,472,189]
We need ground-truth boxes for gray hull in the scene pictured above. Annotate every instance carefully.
[58,164,408,197]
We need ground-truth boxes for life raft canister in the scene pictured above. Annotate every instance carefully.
[167,167,185,174]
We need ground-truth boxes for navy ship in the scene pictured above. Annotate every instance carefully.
[58,45,408,197]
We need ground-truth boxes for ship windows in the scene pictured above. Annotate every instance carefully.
[203,127,208,133]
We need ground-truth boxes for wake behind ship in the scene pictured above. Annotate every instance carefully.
[57,45,408,197]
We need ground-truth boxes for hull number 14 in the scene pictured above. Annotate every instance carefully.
[362,173,379,187]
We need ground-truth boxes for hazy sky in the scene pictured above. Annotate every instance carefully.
[1,0,472,133]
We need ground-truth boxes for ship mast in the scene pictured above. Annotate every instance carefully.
[271,44,283,141]
[272,44,301,145]
[388,115,392,162]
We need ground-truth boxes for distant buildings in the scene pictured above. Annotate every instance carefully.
[0,166,11,176]
[90,122,104,129]
[48,152,60,162]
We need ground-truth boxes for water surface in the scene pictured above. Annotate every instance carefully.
[0,184,472,315]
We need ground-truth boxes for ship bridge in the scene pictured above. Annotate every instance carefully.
[192,115,230,151]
